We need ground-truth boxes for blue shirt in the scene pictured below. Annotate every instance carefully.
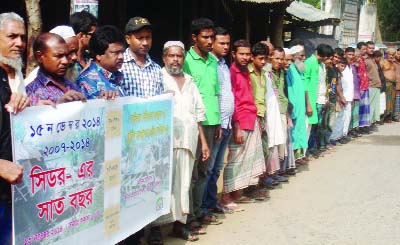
[77,61,125,99]
[120,48,164,97]
[215,56,234,129]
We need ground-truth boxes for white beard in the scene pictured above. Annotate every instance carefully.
[165,66,183,76]
[0,54,23,71]
[294,59,306,73]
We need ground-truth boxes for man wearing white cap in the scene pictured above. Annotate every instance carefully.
[25,25,79,84]
[152,41,209,242]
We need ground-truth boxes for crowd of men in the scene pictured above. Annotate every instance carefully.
[0,10,399,245]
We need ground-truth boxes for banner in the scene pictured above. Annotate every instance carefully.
[11,95,173,245]
[70,0,99,17]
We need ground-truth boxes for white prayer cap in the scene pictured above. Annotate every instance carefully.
[283,48,290,55]
[49,25,76,40]
[163,41,185,51]
[289,45,304,55]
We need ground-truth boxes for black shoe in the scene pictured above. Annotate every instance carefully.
[338,137,350,144]
[370,125,378,132]
[359,127,372,134]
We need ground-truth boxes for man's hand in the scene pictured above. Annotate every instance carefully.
[100,90,118,100]
[57,90,87,104]
[5,93,30,114]
[215,125,222,140]
[0,160,23,185]
[234,127,244,144]
[306,104,313,116]
[339,96,346,107]
[37,100,56,108]
[201,144,210,161]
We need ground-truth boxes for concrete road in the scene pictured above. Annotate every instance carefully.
[165,122,400,245]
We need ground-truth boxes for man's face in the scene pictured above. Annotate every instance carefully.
[374,56,381,64]
[125,27,152,58]
[324,56,333,67]
[337,63,346,72]
[0,20,26,59]
[333,53,341,65]
[80,25,96,50]
[192,28,214,54]
[396,51,400,61]
[386,52,394,62]
[252,54,267,70]
[66,36,78,67]
[212,34,230,58]
[37,39,69,78]
[297,50,306,62]
[367,44,374,55]
[359,45,367,56]
[96,42,124,72]
[283,54,293,70]
[232,47,251,67]
[270,50,284,71]
[163,46,184,75]
[345,51,354,63]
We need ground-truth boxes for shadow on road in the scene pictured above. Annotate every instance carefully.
[354,135,400,146]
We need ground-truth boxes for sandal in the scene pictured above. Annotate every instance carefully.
[234,196,255,204]
[191,225,207,235]
[170,227,199,242]
[200,214,223,225]
[223,202,245,212]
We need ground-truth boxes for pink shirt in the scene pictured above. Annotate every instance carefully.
[230,63,257,130]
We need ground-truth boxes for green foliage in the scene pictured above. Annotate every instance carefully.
[302,0,321,9]
[378,0,400,41]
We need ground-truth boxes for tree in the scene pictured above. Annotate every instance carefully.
[377,0,400,41]
[25,0,42,74]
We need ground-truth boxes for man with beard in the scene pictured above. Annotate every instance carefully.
[356,42,372,133]
[77,25,125,99]
[25,25,79,84]
[221,39,265,208]
[0,12,30,245]
[381,48,398,122]
[183,18,222,226]
[286,45,308,164]
[0,12,26,94]
[26,33,86,106]
[394,49,400,121]
[154,41,209,242]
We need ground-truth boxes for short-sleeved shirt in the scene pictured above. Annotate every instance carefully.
[230,62,257,130]
[248,64,266,117]
[183,47,221,126]
[304,54,320,124]
[0,67,12,202]
[77,61,125,99]
[26,69,81,106]
[351,64,361,100]
[326,66,338,103]
[365,57,382,88]
[120,48,164,97]
[272,69,288,114]
[358,57,369,91]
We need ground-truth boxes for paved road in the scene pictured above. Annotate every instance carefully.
[165,122,400,245]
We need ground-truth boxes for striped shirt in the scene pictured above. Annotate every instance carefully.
[120,48,164,97]
[216,57,234,129]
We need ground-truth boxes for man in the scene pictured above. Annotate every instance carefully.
[374,50,387,122]
[121,16,163,97]
[331,53,354,144]
[183,18,222,225]
[365,41,382,131]
[356,42,371,133]
[157,41,209,242]
[0,12,26,94]
[202,27,234,213]
[286,45,308,164]
[221,39,265,208]
[247,42,272,199]
[381,48,397,122]
[70,10,97,74]
[394,49,400,121]
[77,25,125,99]
[26,33,85,106]
[304,44,331,158]
[346,47,362,138]
[0,12,30,245]
[25,25,79,84]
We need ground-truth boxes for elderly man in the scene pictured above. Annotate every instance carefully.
[381,48,397,122]
[286,45,308,164]
[26,33,85,106]
[0,13,30,244]
[77,25,125,99]
[0,12,26,94]
[25,25,79,84]
[154,41,209,242]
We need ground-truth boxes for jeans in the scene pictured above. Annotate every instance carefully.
[308,104,324,151]
[202,128,231,211]
[0,201,12,245]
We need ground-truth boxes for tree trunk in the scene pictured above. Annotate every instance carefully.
[25,0,42,75]
[270,4,287,48]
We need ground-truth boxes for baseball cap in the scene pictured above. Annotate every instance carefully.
[125,17,151,34]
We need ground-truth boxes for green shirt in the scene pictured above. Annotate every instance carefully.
[183,47,221,125]
[248,64,266,117]
[272,69,288,114]
[304,54,319,124]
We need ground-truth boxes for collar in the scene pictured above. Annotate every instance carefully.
[231,62,248,74]
[92,61,123,85]
[124,48,153,67]
[36,68,66,87]
[188,47,216,64]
